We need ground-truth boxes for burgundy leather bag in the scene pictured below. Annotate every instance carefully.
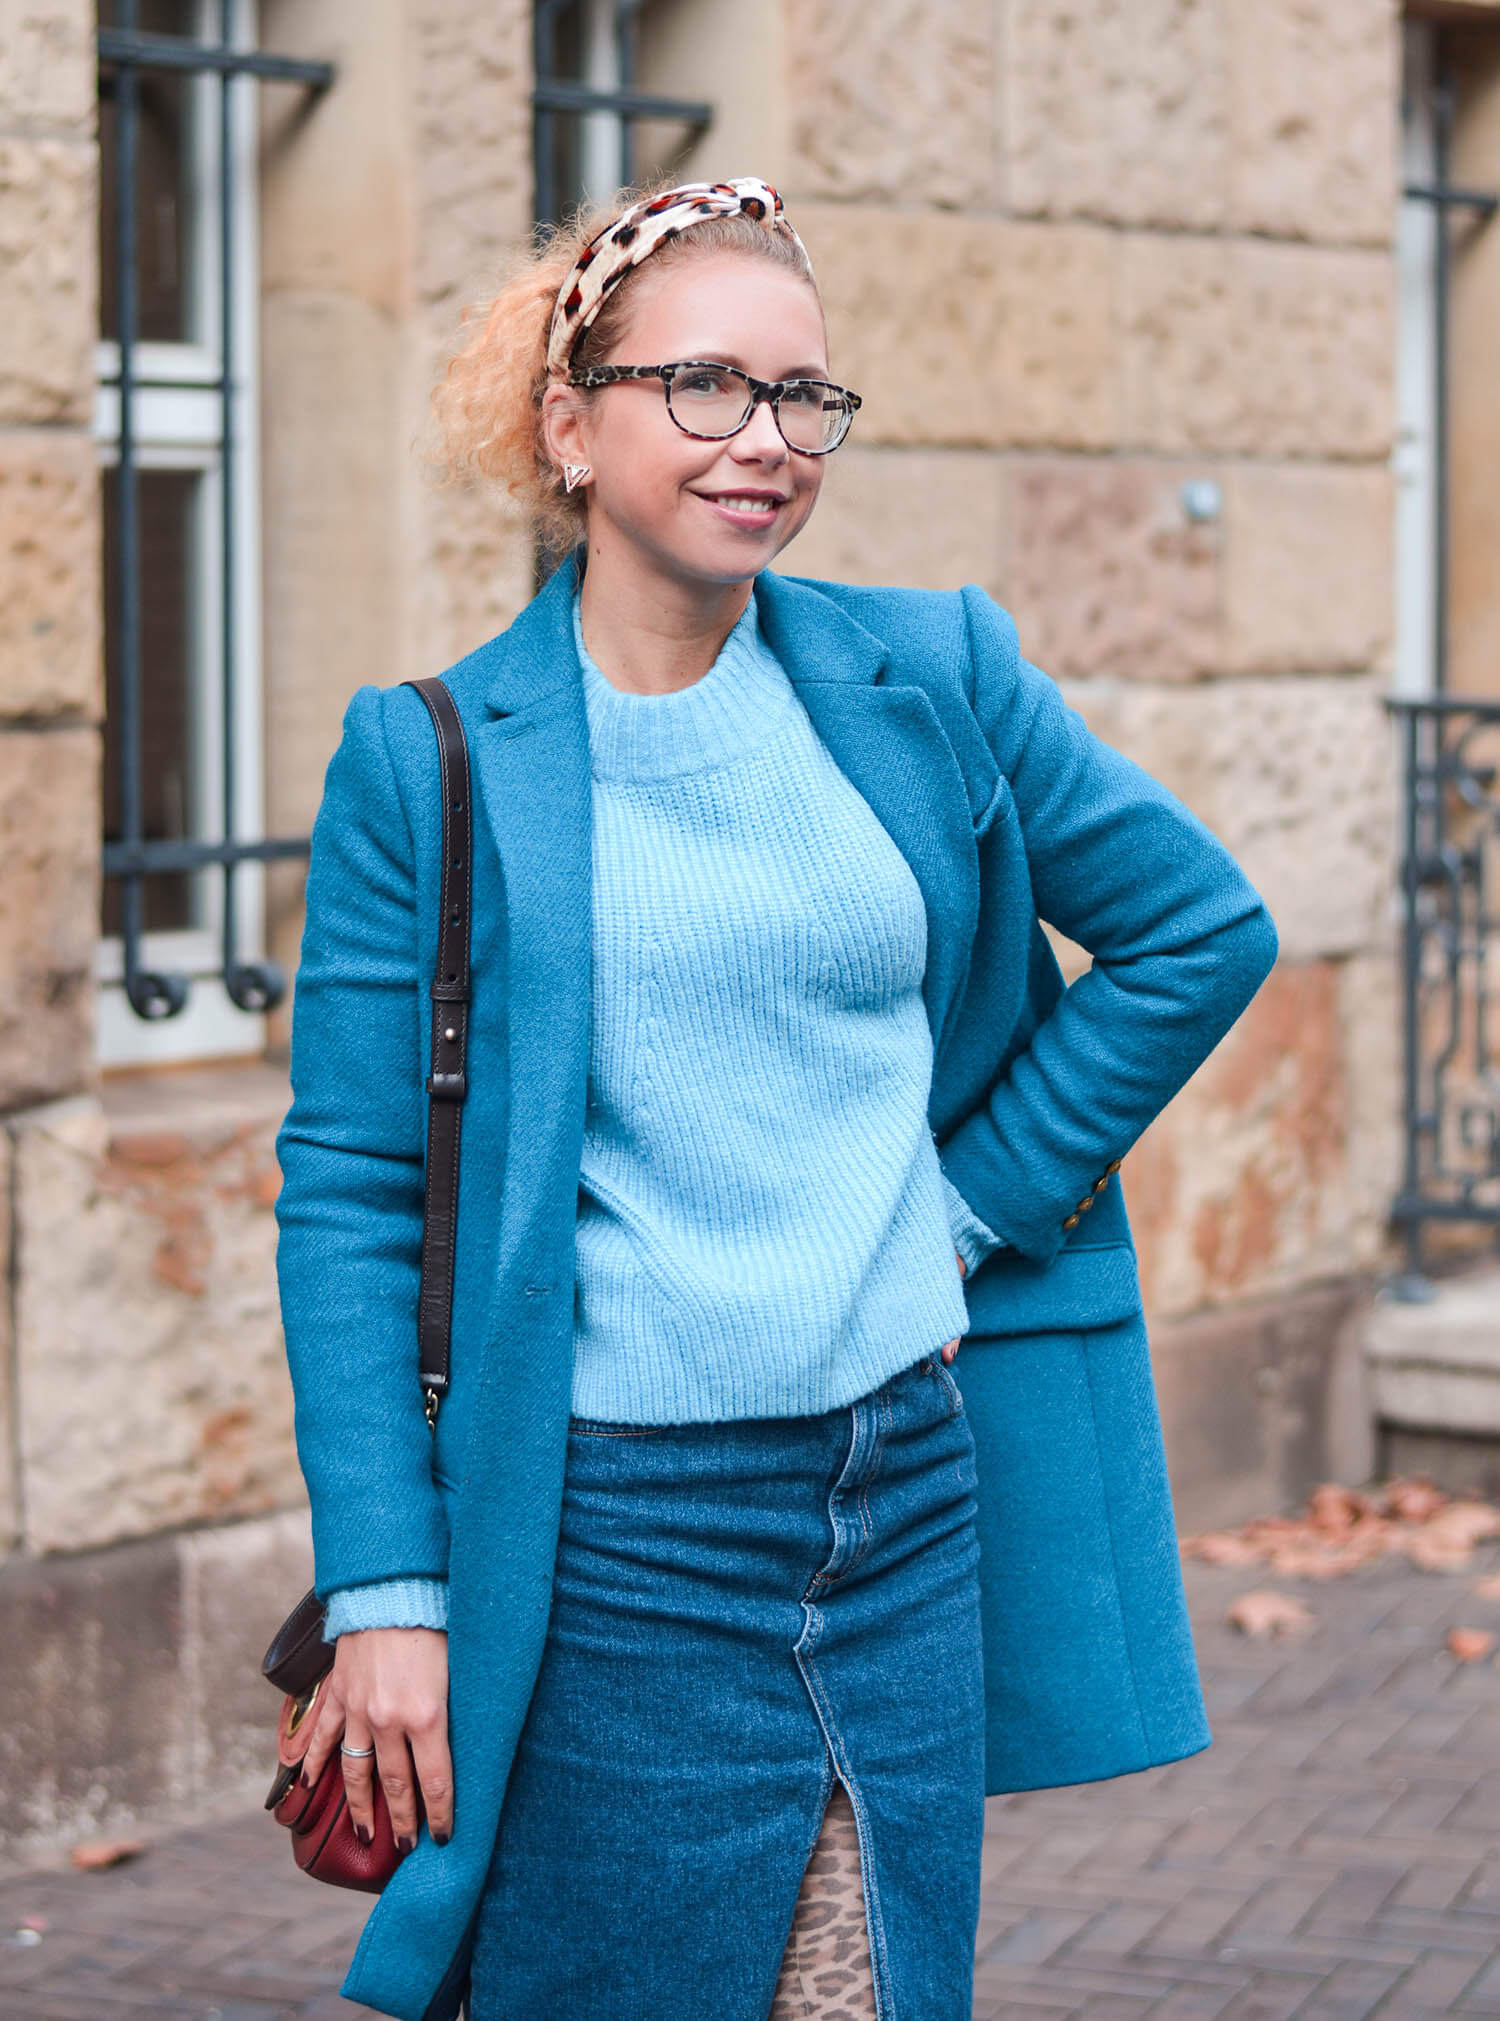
[261,674,472,1891]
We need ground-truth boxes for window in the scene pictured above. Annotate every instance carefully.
[94,2,331,1065]
[532,0,712,228]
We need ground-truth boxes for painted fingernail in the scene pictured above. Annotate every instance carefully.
[397,1834,417,1855]
[355,1824,372,1848]
[433,1830,451,1847]
[298,1770,312,1792]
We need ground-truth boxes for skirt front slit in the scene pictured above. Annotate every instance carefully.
[465,1353,987,2021]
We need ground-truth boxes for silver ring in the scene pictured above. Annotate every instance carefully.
[339,1742,376,1759]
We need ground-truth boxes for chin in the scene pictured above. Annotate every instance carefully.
[669,536,785,586]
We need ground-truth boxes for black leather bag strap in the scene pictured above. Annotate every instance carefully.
[403,676,473,1427]
[260,680,473,1691]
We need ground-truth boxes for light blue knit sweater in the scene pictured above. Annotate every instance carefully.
[324,590,1003,1639]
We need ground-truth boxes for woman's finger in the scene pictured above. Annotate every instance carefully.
[408,1706,455,1846]
[340,1724,379,1844]
[298,1678,344,1791]
[940,1335,960,1365]
[373,1724,422,1851]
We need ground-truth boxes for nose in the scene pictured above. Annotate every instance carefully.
[731,394,789,462]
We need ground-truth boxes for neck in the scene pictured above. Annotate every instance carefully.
[576,538,754,696]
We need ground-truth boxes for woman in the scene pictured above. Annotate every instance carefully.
[275,177,1278,2021]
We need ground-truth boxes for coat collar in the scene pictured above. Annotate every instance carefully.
[479,549,891,720]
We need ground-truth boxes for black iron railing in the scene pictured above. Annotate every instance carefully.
[532,0,711,229]
[1391,697,1500,1276]
[97,9,332,1021]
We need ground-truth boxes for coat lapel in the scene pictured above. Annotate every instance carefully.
[755,570,980,1059]
[469,557,594,1277]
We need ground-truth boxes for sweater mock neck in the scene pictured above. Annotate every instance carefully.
[573,589,796,782]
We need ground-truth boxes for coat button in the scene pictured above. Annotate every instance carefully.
[1106,1158,1122,1174]
[1093,1176,1109,1193]
[1077,1196,1093,1212]
[1063,1213,1080,1230]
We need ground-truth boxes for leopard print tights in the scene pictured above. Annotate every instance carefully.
[768,1781,877,2020]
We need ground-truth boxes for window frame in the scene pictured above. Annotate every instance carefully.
[93,2,332,1067]
[531,0,712,229]
[94,0,265,1067]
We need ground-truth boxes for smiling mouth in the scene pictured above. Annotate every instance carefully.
[696,492,789,513]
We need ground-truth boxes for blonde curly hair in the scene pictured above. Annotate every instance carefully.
[429,183,822,552]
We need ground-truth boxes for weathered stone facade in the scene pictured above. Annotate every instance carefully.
[2,0,1496,1853]
[0,0,537,1856]
[780,0,1409,1523]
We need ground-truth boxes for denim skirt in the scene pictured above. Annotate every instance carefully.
[466,1352,987,2021]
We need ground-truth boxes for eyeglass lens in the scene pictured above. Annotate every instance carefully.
[665,365,851,453]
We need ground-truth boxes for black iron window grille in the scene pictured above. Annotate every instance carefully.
[96,3,332,1030]
[1390,24,1499,1287]
[532,0,712,230]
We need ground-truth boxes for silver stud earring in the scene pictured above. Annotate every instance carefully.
[563,463,591,494]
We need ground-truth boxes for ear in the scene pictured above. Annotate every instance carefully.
[541,381,592,482]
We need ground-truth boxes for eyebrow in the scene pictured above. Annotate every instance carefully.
[675,351,833,379]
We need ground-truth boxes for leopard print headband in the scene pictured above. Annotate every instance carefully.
[545,177,810,379]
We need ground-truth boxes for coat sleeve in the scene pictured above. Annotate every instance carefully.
[934,586,1280,1268]
[274,683,449,1598]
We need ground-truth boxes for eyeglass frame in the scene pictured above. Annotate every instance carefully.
[565,360,863,456]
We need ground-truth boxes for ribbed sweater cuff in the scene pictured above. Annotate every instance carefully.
[939,1170,1008,1275]
[322,1577,450,1642]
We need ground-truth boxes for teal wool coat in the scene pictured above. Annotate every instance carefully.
[275,551,1278,2020]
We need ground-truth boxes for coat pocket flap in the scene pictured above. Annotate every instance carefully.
[964,1240,1143,1339]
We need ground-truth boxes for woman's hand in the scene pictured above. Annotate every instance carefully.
[301,1625,453,1850]
[941,1250,967,1364]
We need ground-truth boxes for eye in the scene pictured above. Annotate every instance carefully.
[778,381,824,410]
[674,366,740,399]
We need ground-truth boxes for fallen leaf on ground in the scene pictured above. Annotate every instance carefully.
[68,1839,146,1872]
[1183,1476,1500,1583]
[1404,1532,1480,1575]
[1226,1590,1316,1639]
[1307,1483,1380,1535]
[1446,1627,1496,1663]
[1387,1476,1449,1523]
[1430,1503,1500,1549]
[1181,1533,1263,1567]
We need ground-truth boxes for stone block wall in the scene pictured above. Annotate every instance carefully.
[0,0,105,1583]
[0,0,101,1125]
[258,0,535,1046]
[0,0,537,1858]
[786,0,1404,1525]
[0,0,1432,1854]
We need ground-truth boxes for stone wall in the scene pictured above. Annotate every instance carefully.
[259,0,535,1048]
[785,0,1403,1526]
[0,0,100,1125]
[0,0,1440,1855]
[0,0,103,1578]
[0,0,537,1857]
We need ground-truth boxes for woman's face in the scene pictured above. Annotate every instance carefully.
[558,251,832,591]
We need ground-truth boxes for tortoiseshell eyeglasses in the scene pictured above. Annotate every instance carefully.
[568,360,862,455]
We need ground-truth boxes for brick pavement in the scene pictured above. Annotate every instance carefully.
[3,1548,1500,2019]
